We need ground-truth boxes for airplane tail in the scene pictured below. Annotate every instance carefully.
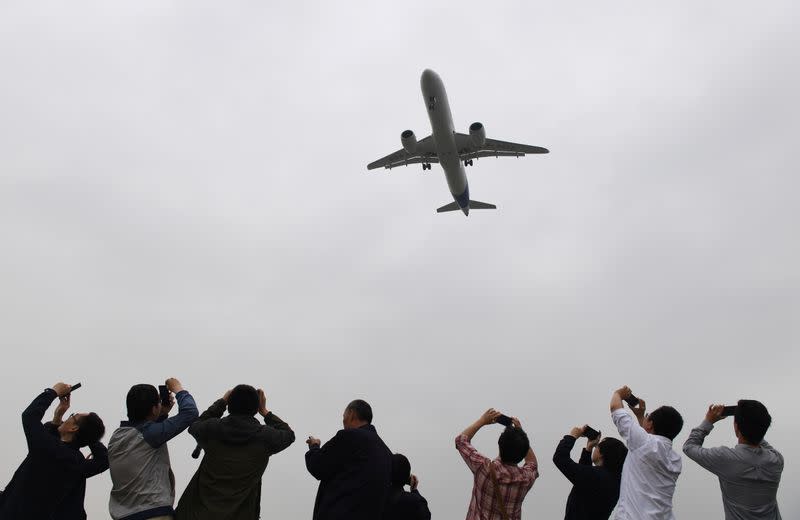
[436,200,497,213]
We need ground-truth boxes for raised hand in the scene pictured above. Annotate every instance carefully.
[165,377,183,394]
[52,382,71,398]
[257,389,269,416]
[480,408,502,426]
[705,404,725,424]
[409,474,419,490]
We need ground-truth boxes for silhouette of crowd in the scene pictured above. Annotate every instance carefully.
[0,381,783,519]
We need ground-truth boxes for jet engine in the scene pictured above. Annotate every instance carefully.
[401,130,417,153]
[469,122,486,148]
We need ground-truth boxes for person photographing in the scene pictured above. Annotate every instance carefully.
[552,424,627,519]
[0,382,107,520]
[683,400,783,519]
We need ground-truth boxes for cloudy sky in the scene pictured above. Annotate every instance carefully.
[1,1,798,518]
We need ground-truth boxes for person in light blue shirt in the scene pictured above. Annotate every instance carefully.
[683,400,783,520]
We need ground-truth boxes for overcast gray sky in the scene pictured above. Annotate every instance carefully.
[1,1,798,518]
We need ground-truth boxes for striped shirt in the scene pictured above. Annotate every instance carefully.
[455,434,538,520]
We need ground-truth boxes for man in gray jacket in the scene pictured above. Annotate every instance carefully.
[108,378,199,520]
[683,399,783,519]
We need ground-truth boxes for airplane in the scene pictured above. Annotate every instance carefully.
[367,69,549,216]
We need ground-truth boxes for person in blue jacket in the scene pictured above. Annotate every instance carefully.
[108,377,199,520]
[0,382,108,520]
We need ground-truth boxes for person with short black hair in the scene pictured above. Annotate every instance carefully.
[306,399,393,520]
[455,409,539,520]
[610,386,683,519]
[683,400,783,519]
[108,377,199,520]
[175,384,295,520]
[0,382,108,520]
[553,425,628,520]
[383,453,431,520]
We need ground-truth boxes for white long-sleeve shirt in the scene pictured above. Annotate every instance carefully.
[612,408,682,520]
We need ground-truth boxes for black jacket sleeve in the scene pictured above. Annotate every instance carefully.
[305,429,350,481]
[22,389,58,454]
[188,399,227,443]
[410,490,432,520]
[552,435,601,487]
[260,412,296,454]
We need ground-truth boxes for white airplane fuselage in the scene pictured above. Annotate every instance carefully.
[420,69,471,215]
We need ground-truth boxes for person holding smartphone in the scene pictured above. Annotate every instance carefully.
[108,378,198,520]
[552,424,628,519]
[0,382,107,520]
[454,408,539,520]
[682,400,783,519]
[610,386,683,520]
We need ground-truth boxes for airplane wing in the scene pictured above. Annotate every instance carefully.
[367,135,438,170]
[454,133,549,161]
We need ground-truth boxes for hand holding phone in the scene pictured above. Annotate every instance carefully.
[496,414,513,427]
[721,405,737,418]
[583,425,601,440]
[69,383,82,394]
[623,393,640,407]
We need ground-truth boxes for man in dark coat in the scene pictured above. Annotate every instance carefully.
[174,384,295,520]
[305,399,393,520]
[0,382,108,520]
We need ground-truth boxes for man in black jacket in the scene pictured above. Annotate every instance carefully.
[305,399,392,520]
[0,382,108,520]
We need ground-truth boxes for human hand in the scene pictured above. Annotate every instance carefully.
[222,389,233,403]
[306,436,321,448]
[631,398,647,418]
[616,386,632,400]
[479,408,502,426]
[257,389,269,417]
[52,382,71,398]
[409,474,419,490]
[161,393,176,417]
[569,425,584,438]
[705,404,725,424]
[54,394,71,423]
[586,433,601,450]
[511,417,522,429]
[165,378,183,394]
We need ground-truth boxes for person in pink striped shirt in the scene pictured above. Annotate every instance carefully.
[455,409,539,520]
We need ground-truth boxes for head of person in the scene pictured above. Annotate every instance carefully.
[592,437,628,475]
[391,453,412,487]
[342,399,372,429]
[57,412,105,447]
[734,399,771,445]
[227,384,259,416]
[126,384,161,423]
[643,405,683,440]
[498,426,529,465]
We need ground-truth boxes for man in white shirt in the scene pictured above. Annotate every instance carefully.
[610,386,683,520]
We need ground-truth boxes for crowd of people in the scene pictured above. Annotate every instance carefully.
[0,381,784,520]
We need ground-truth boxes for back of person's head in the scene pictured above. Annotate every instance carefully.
[648,405,684,440]
[346,399,373,424]
[498,427,529,464]
[735,399,771,444]
[126,384,159,423]
[391,453,411,487]
[598,437,628,476]
[75,413,105,447]
[228,384,259,415]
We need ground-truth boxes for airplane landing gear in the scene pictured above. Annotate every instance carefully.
[464,159,473,167]
[422,163,431,171]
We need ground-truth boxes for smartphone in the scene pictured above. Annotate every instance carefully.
[624,393,640,407]
[496,414,513,427]
[583,425,601,441]
[69,383,82,394]
[158,385,170,407]
[721,405,737,418]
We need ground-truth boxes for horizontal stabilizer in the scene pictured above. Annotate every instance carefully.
[436,202,461,213]
[469,200,496,210]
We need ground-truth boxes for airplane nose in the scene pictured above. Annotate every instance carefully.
[462,207,469,216]
[420,69,438,89]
